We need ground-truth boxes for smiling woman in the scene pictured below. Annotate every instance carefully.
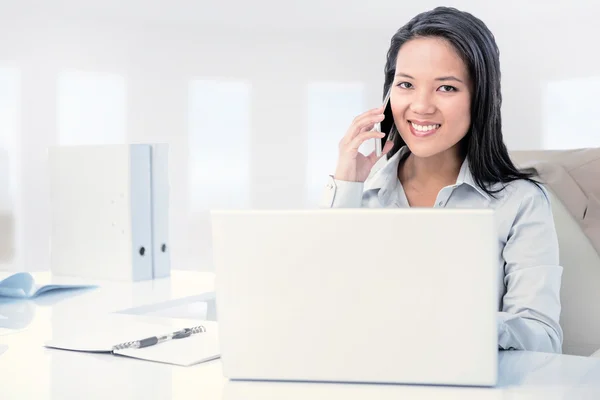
[322,6,564,354]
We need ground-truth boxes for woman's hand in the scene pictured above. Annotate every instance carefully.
[333,106,395,182]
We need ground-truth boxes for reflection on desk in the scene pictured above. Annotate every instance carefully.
[0,298,35,331]
[0,287,94,335]
[117,292,217,321]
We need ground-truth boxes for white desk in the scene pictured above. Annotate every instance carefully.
[1,271,600,399]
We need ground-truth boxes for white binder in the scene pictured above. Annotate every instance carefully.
[48,144,170,281]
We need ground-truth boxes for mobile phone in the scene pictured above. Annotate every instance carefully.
[374,88,398,157]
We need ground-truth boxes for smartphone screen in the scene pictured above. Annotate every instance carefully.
[375,89,397,156]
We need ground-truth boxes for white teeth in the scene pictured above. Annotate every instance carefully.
[411,122,440,132]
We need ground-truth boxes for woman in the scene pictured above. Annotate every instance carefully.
[322,7,563,353]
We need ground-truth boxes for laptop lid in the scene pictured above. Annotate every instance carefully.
[212,209,498,386]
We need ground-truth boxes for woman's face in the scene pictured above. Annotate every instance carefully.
[391,37,472,159]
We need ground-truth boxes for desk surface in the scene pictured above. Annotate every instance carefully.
[1,271,600,400]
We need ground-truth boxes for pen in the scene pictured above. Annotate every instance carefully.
[112,325,206,351]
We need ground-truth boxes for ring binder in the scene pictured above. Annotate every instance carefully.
[48,143,172,281]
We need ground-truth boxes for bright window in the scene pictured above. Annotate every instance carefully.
[188,79,251,211]
[542,76,600,149]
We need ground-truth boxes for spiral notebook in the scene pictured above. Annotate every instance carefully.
[45,317,220,366]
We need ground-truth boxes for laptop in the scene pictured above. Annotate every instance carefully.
[211,208,498,387]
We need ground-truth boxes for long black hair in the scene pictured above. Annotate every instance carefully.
[383,6,537,197]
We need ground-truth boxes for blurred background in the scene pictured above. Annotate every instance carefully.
[0,0,598,272]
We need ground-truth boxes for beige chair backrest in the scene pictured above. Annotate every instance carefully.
[511,149,600,356]
[511,149,600,256]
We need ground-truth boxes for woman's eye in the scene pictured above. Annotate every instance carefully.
[438,85,457,92]
[397,82,413,89]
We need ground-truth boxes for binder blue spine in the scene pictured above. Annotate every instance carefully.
[150,144,171,278]
[129,144,154,281]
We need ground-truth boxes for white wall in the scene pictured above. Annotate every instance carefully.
[1,1,599,272]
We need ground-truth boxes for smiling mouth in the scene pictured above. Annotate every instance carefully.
[408,120,441,137]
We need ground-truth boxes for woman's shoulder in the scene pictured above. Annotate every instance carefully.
[491,178,556,237]
[494,177,551,206]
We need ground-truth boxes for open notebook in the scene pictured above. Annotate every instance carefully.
[45,317,220,367]
[0,272,97,299]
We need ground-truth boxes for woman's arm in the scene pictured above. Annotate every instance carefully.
[320,176,365,208]
[499,188,563,353]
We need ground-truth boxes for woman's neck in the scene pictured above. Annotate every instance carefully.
[399,149,464,189]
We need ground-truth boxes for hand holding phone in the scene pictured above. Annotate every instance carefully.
[333,89,397,182]
[333,106,395,183]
